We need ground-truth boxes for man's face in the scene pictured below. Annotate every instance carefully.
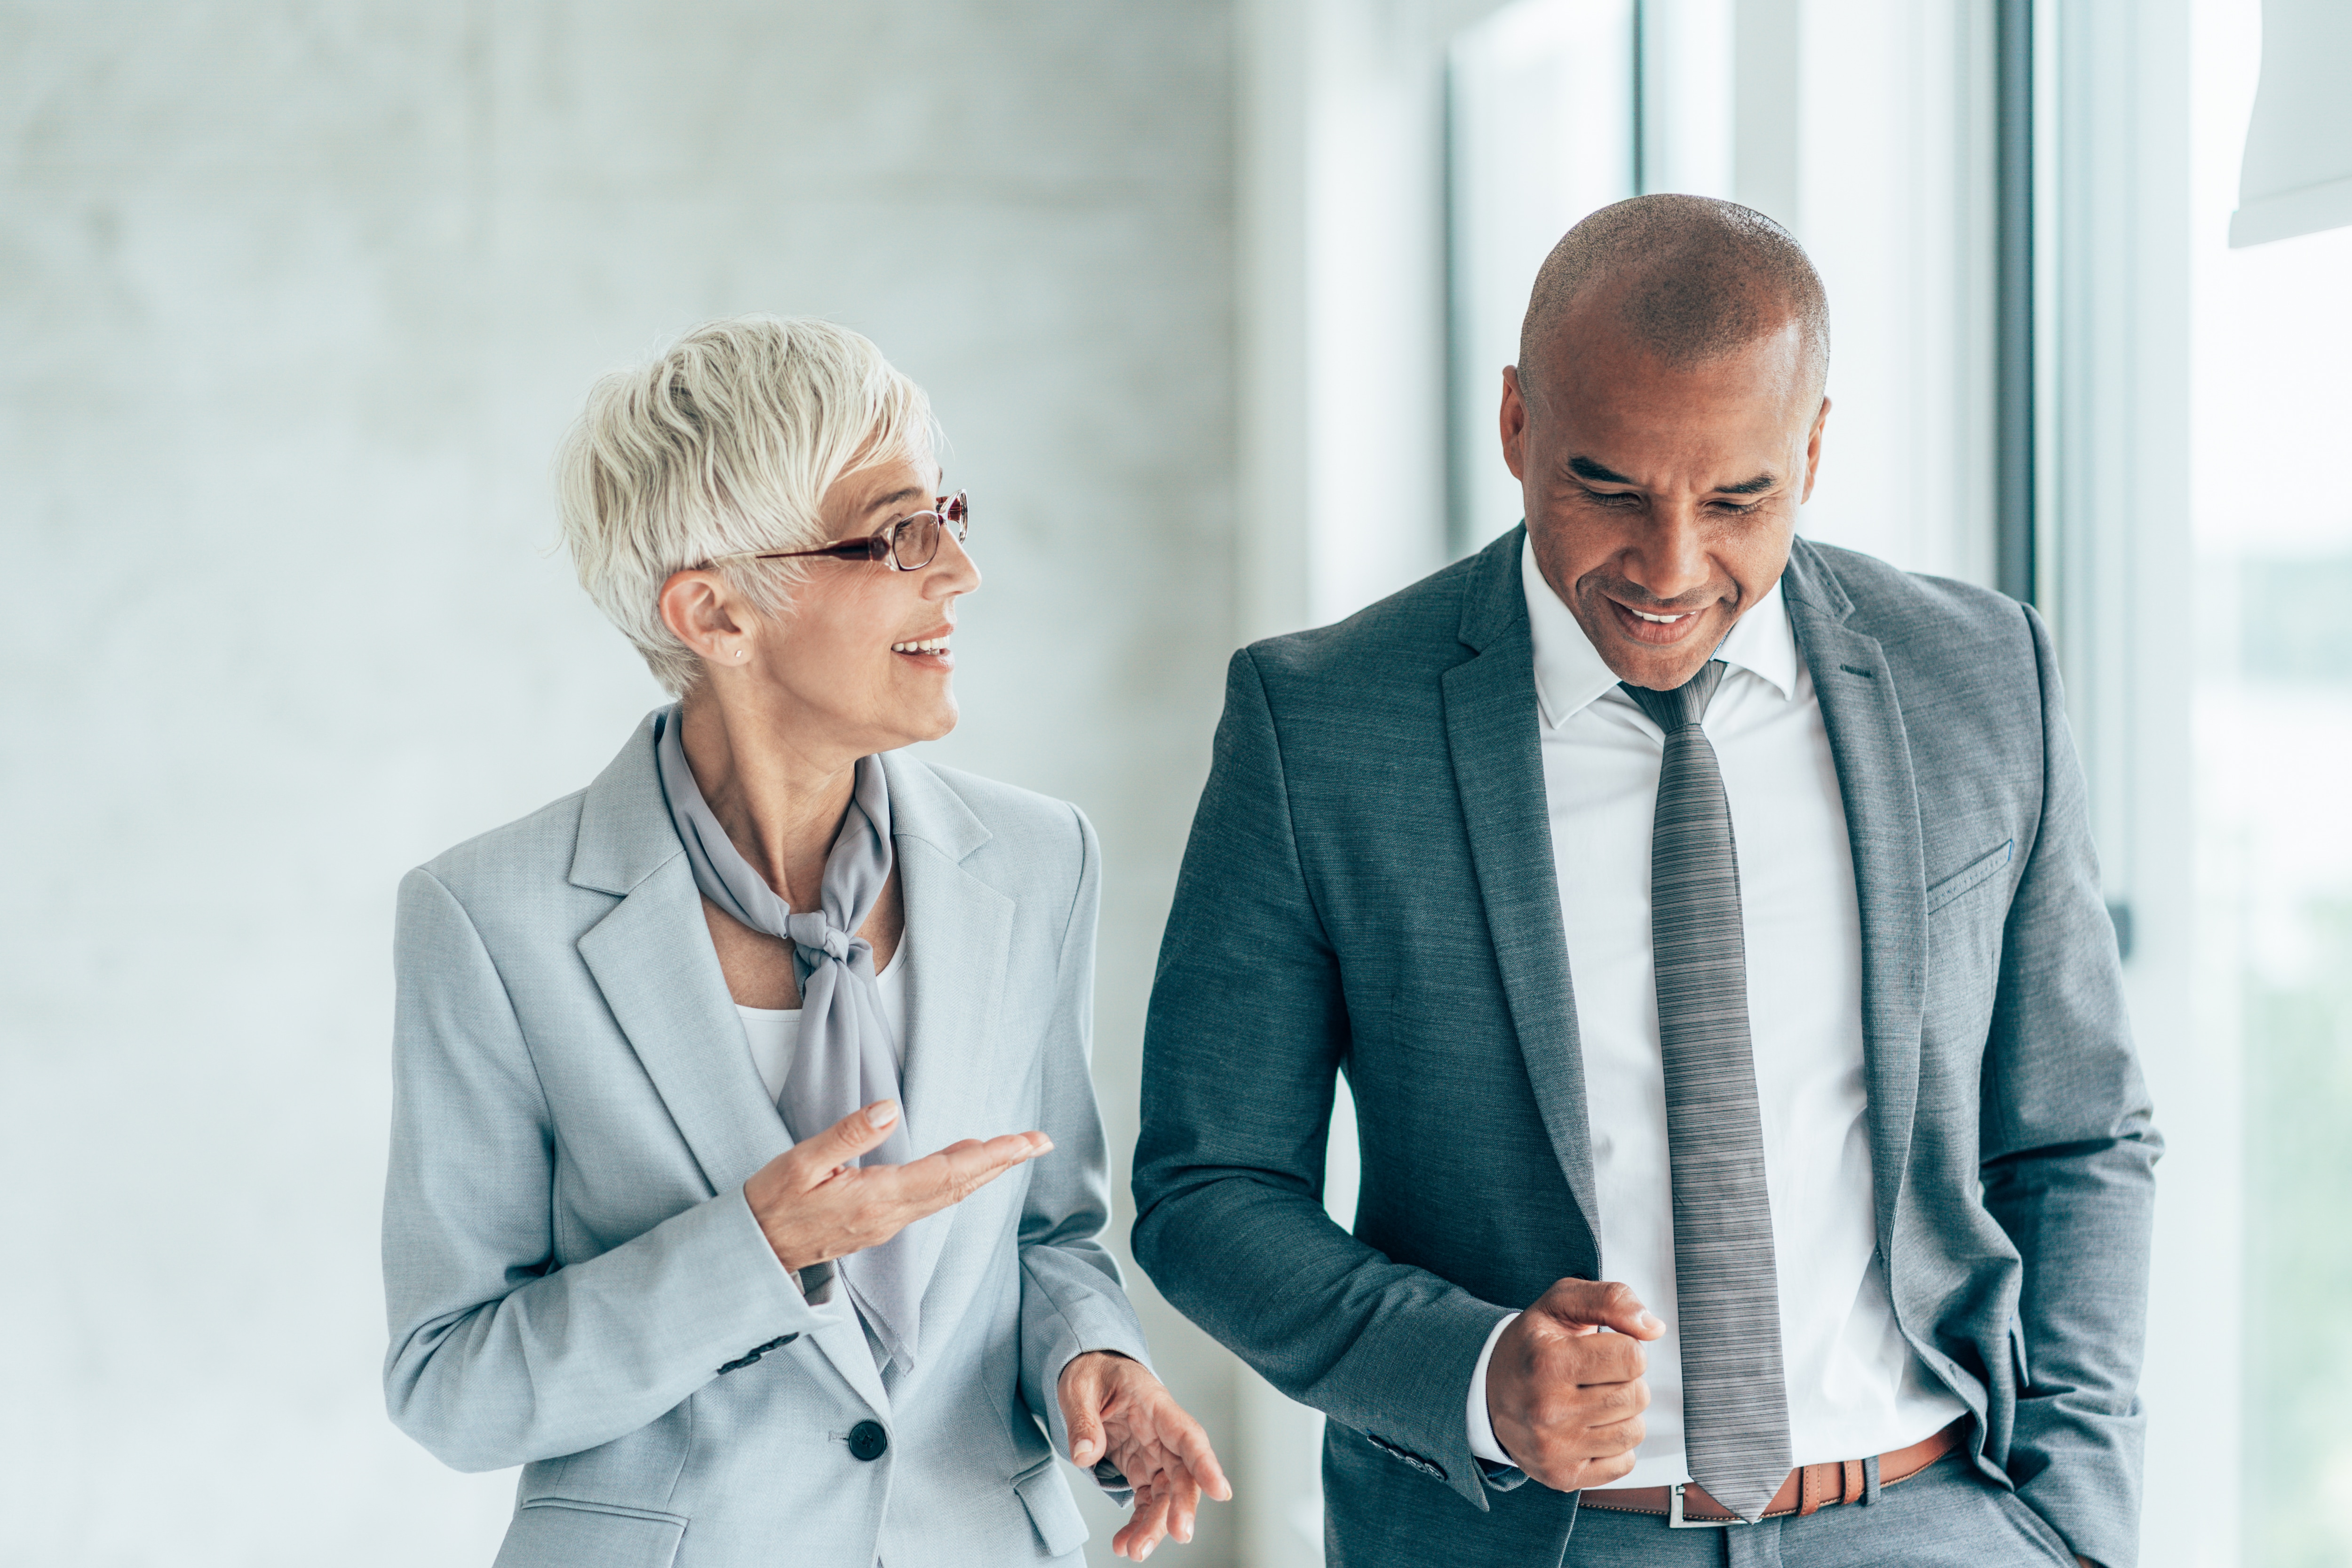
[1502,310,1829,691]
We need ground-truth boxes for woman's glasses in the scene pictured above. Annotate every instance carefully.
[735,493,970,573]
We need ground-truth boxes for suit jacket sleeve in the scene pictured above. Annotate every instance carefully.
[1132,650,1514,1509]
[1978,604,2162,1568]
[1016,803,1154,1482]
[381,867,841,1472]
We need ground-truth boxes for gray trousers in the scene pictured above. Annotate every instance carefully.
[1564,1459,2079,1568]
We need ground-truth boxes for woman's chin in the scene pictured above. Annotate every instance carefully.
[888,694,960,747]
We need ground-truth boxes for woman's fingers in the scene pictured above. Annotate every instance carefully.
[1113,1487,1174,1560]
[1065,1379,1108,1470]
[1121,1441,1202,1543]
[1167,1409,1232,1502]
[785,1099,902,1184]
[750,1117,1051,1273]
[1114,1381,1232,1504]
[866,1130,1051,1224]
[1152,1465,1200,1545]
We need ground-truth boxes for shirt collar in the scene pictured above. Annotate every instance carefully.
[1519,533,1799,730]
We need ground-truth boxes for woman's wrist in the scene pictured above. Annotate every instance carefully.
[744,1170,811,1273]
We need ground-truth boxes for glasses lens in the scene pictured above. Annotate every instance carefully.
[891,514,942,571]
[942,493,969,539]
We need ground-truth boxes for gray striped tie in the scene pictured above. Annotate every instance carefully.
[1621,661,1792,1522]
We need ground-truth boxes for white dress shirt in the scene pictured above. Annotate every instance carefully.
[736,941,910,1104]
[1465,538,1965,1484]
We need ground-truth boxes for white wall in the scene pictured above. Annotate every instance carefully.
[0,6,1240,1564]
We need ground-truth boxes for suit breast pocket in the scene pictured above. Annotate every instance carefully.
[1925,839,2014,916]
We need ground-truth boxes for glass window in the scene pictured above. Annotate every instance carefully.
[2191,4,2352,1563]
[1446,0,1637,555]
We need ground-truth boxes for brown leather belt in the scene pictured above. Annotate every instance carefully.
[1580,1418,1967,1527]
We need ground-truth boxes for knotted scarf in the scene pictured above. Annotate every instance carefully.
[653,707,925,1368]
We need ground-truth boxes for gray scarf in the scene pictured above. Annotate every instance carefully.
[653,706,924,1367]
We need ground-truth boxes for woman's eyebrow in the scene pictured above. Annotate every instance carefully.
[866,485,926,513]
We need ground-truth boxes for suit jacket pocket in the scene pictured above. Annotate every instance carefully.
[495,1497,687,1568]
[1013,1456,1090,1558]
[1925,839,2014,915]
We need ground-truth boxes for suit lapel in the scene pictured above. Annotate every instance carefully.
[1781,541,1928,1252]
[570,714,887,1413]
[1442,531,1601,1249]
[572,715,792,1200]
[577,858,794,1194]
[880,752,1016,1356]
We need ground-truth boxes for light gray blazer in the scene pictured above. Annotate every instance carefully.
[1135,530,2160,1568]
[383,715,1150,1568]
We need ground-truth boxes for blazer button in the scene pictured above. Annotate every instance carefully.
[849,1421,889,1462]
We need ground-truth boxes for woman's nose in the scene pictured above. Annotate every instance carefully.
[927,528,981,596]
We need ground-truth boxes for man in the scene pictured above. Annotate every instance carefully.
[1132,195,2155,1568]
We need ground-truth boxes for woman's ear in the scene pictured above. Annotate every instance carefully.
[658,570,750,666]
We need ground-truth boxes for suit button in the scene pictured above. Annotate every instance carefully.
[849,1421,889,1461]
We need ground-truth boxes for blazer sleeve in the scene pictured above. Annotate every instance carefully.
[1016,803,1154,1480]
[381,867,842,1473]
[1131,650,1514,1511]
[1978,604,2162,1568]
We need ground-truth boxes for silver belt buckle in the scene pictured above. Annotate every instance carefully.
[1667,1483,1748,1528]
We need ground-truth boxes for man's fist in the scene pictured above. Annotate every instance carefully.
[1485,1278,1664,1492]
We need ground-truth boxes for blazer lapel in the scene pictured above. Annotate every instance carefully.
[1782,541,1928,1253]
[572,715,792,1198]
[880,752,1016,1358]
[1441,529,1601,1250]
[577,860,793,1191]
[570,714,886,1414]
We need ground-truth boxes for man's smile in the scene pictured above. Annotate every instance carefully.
[1600,593,1721,646]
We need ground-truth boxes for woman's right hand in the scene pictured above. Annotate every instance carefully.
[744,1100,1050,1274]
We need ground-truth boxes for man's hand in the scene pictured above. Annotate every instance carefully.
[1485,1278,1665,1492]
[1058,1351,1232,1561]
[743,1100,1049,1273]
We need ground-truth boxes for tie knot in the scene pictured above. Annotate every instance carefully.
[1621,660,1727,732]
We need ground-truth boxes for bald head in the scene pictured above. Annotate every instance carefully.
[1498,196,1836,692]
[1518,194,1829,402]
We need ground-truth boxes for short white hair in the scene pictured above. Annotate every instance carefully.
[557,315,938,695]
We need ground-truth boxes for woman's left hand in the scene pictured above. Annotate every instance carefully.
[1057,1351,1232,1560]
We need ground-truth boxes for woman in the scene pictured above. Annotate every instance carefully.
[383,317,1226,1568]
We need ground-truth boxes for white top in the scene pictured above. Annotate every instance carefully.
[736,941,911,1108]
[1465,538,1966,1483]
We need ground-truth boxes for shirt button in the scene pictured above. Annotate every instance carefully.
[849,1421,889,1462]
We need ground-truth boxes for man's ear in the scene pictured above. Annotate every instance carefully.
[1798,396,1832,504]
[1500,365,1531,482]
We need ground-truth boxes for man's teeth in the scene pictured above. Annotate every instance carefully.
[891,638,950,653]
[1630,609,1691,624]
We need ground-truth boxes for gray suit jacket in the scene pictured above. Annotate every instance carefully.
[383,714,1150,1568]
[1132,530,2159,1568]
